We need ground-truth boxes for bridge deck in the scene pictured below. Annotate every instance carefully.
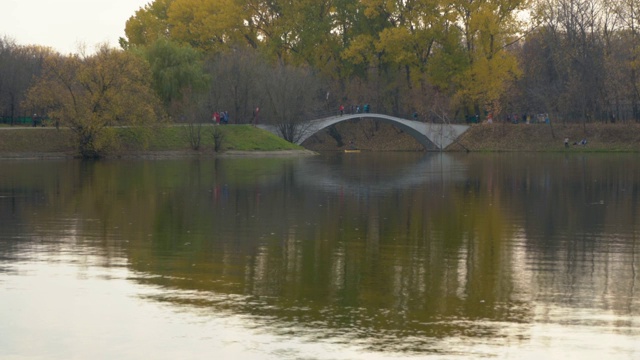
[258,113,469,150]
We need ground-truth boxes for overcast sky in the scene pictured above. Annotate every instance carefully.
[1,0,151,54]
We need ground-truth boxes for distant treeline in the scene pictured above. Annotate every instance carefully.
[1,0,639,127]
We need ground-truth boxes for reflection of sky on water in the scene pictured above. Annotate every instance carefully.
[0,255,440,360]
[3,254,638,360]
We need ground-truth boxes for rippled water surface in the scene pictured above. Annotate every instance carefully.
[1,153,639,359]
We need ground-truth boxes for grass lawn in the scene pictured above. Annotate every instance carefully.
[0,124,303,156]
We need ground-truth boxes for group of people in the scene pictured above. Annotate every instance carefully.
[506,113,550,124]
[461,112,554,124]
[338,103,371,116]
[212,111,229,125]
[564,137,587,147]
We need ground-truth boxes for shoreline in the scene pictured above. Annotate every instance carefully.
[447,122,640,152]
[0,149,319,160]
[2,123,640,158]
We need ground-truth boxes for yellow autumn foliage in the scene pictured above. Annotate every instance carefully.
[25,46,164,157]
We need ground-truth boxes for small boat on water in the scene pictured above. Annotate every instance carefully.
[345,140,360,153]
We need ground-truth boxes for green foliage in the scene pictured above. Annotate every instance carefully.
[143,38,209,107]
[221,125,303,151]
[142,126,188,150]
[0,128,74,153]
[21,0,637,127]
[427,29,468,92]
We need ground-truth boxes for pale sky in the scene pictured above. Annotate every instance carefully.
[1,0,151,54]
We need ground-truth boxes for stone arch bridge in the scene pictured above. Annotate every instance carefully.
[257,113,469,150]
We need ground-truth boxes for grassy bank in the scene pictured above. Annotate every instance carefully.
[2,122,640,157]
[0,124,304,158]
[303,119,640,152]
[0,127,75,156]
[449,122,640,152]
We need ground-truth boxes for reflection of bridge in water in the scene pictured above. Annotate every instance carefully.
[258,113,470,150]
[295,153,467,194]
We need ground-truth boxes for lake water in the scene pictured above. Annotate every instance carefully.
[1,153,639,359]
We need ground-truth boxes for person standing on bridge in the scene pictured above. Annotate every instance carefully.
[339,104,344,116]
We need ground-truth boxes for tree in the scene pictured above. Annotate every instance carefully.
[513,27,562,117]
[262,61,324,142]
[121,0,174,48]
[364,0,451,88]
[123,0,245,53]
[527,0,613,123]
[613,0,640,120]
[25,46,164,158]
[203,48,269,124]
[451,0,528,118]
[0,38,51,124]
[143,38,209,112]
[167,0,244,52]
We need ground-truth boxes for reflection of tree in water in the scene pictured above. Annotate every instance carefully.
[1,155,639,353]
[461,154,640,316]
[119,155,537,352]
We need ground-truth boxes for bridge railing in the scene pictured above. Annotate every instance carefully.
[290,106,461,125]
[305,107,456,124]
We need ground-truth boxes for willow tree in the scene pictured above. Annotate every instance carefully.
[143,38,209,110]
[25,46,164,158]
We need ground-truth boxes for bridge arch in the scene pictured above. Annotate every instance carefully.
[258,113,469,150]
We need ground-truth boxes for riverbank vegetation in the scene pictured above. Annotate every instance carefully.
[2,122,640,157]
[1,0,639,157]
[0,125,303,158]
[450,123,640,152]
[303,120,640,152]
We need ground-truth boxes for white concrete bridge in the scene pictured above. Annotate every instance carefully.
[257,113,469,150]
